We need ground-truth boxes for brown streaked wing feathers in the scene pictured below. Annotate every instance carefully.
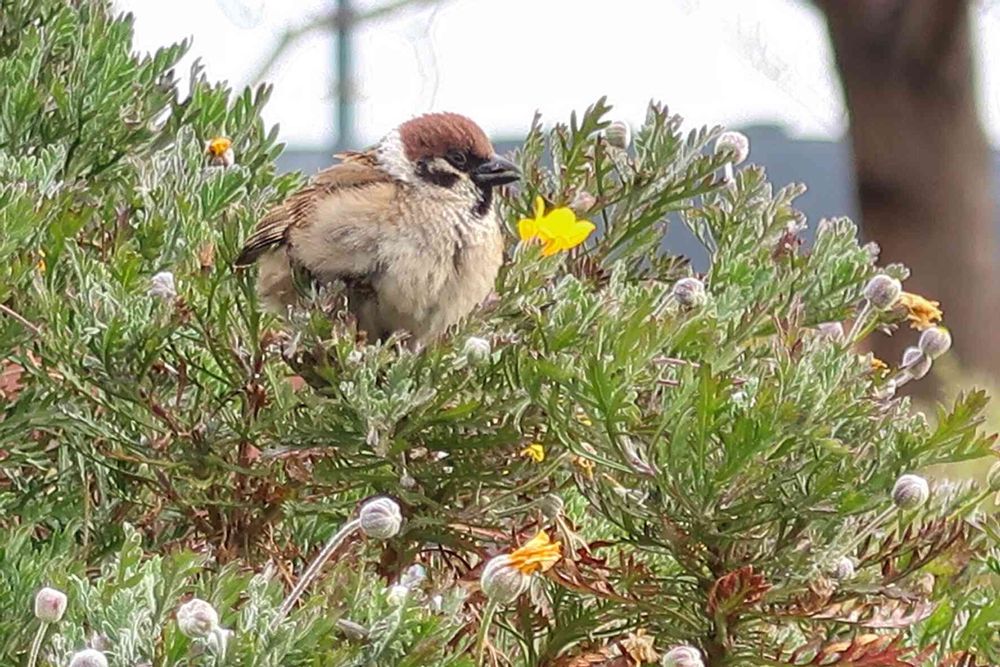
[234,151,392,266]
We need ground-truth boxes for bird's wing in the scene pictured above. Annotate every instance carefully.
[234,153,394,267]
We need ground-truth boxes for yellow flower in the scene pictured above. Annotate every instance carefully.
[508,530,562,575]
[520,443,545,463]
[870,357,888,372]
[518,196,595,256]
[207,136,232,157]
[898,291,942,330]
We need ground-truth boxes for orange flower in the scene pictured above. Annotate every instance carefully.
[898,292,942,331]
[207,137,232,157]
[507,530,562,575]
[870,357,888,372]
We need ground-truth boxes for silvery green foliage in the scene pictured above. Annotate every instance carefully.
[0,1,998,665]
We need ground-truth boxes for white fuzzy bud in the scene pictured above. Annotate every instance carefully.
[987,461,1000,492]
[832,556,855,581]
[661,645,705,667]
[672,277,706,308]
[462,336,492,365]
[918,326,952,359]
[570,190,597,214]
[386,584,409,606]
[68,649,108,667]
[893,473,930,510]
[148,271,177,300]
[816,322,844,341]
[863,275,902,310]
[176,598,219,639]
[34,586,67,623]
[715,131,749,165]
[604,121,631,150]
[359,497,402,539]
[901,346,932,380]
[480,555,529,603]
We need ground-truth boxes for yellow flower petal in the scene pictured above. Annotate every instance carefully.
[508,530,562,574]
[533,196,545,219]
[518,218,539,243]
[520,443,545,463]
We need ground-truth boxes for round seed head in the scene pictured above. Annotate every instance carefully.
[177,598,219,639]
[462,336,492,365]
[480,555,529,603]
[359,497,402,539]
[918,326,952,359]
[604,121,632,150]
[661,645,705,667]
[833,556,855,581]
[34,587,67,623]
[69,649,109,667]
[672,277,706,308]
[715,131,750,165]
[892,473,930,510]
[863,274,902,310]
[987,461,1000,492]
[148,271,177,300]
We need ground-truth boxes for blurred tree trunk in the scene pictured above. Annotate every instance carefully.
[818,0,1000,386]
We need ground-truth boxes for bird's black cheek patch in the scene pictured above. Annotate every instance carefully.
[416,160,460,189]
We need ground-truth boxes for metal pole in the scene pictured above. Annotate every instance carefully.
[335,0,355,151]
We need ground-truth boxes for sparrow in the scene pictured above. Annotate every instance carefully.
[235,112,520,344]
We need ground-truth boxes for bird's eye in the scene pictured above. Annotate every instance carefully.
[446,150,467,168]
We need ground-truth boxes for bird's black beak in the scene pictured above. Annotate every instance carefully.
[472,155,520,188]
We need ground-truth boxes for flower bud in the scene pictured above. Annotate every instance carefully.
[714,131,749,165]
[359,497,402,539]
[661,645,705,667]
[816,322,844,341]
[148,271,177,300]
[570,190,597,214]
[987,461,1000,492]
[480,555,529,603]
[34,586,67,623]
[832,556,855,581]
[462,336,492,365]
[892,473,930,510]
[901,346,932,380]
[672,277,706,308]
[177,598,219,639]
[604,121,631,150]
[863,274,902,310]
[69,649,108,667]
[918,326,952,359]
[206,137,235,168]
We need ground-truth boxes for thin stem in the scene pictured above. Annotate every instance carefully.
[847,300,872,343]
[0,303,42,335]
[270,518,361,630]
[27,622,47,667]
[475,600,499,666]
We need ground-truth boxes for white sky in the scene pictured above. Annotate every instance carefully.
[117,0,1000,149]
